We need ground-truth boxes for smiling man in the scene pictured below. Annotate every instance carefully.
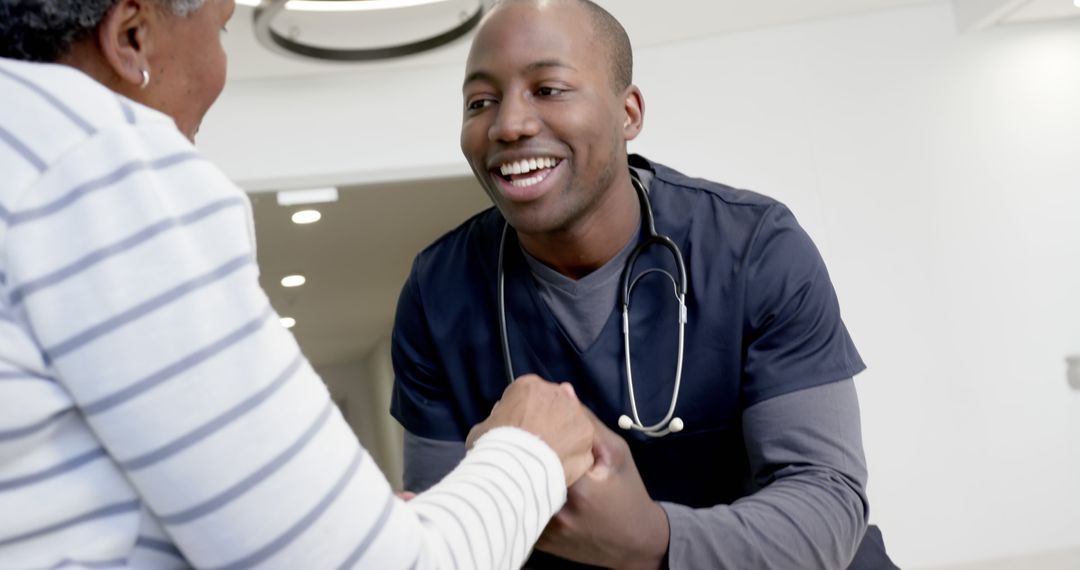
[390,0,896,568]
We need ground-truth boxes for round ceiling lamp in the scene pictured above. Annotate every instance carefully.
[250,0,489,62]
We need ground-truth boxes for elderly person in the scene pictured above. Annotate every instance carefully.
[0,1,595,568]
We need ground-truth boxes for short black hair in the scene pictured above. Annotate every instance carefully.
[0,0,204,63]
[493,0,633,92]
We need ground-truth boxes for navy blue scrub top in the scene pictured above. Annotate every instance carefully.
[390,154,865,509]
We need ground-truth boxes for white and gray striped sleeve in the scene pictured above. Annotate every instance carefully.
[4,114,565,568]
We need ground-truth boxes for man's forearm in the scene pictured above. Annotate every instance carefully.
[661,466,867,569]
[662,380,869,569]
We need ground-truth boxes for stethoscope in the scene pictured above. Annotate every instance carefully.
[496,170,689,437]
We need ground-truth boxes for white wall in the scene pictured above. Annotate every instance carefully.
[627,7,1080,569]
[315,342,402,490]
[362,338,403,491]
[198,57,470,191]
[200,3,1080,568]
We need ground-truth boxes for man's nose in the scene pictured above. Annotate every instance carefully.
[488,95,541,143]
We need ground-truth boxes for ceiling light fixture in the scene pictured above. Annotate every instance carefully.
[277,187,338,207]
[281,274,307,288]
[238,0,452,12]
[291,209,323,224]
[251,0,489,62]
[280,317,297,329]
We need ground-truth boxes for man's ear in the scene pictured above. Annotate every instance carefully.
[97,0,153,88]
[622,85,645,142]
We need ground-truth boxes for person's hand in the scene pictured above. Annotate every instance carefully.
[466,374,595,487]
[535,410,670,570]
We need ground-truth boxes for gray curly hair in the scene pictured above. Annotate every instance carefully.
[0,0,206,63]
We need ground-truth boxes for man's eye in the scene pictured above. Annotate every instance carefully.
[537,87,565,97]
[467,99,494,111]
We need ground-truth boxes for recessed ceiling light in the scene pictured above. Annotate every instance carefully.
[292,209,322,225]
[280,317,297,329]
[281,275,307,288]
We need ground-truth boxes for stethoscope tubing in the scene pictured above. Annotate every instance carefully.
[497,170,689,437]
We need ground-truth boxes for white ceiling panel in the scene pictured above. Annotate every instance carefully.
[224,0,938,80]
[1001,0,1080,23]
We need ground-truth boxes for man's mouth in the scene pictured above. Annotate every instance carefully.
[495,156,562,189]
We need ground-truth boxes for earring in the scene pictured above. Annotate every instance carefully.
[140,69,150,89]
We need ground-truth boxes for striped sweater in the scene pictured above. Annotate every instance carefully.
[0,57,565,569]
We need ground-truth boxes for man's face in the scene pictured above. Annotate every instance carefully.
[460,1,634,236]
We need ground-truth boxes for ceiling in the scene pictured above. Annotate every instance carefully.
[223,0,940,80]
[222,1,1080,80]
[1001,0,1080,23]
[253,176,491,367]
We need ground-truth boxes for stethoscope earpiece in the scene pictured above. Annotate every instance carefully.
[617,415,634,430]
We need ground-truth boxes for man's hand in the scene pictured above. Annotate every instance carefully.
[466,374,595,487]
[536,411,670,570]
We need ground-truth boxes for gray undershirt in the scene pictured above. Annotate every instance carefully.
[520,165,653,352]
[521,229,638,352]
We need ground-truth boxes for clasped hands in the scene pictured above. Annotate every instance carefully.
[467,374,670,570]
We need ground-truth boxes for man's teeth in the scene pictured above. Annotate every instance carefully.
[499,157,558,177]
[511,174,545,188]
